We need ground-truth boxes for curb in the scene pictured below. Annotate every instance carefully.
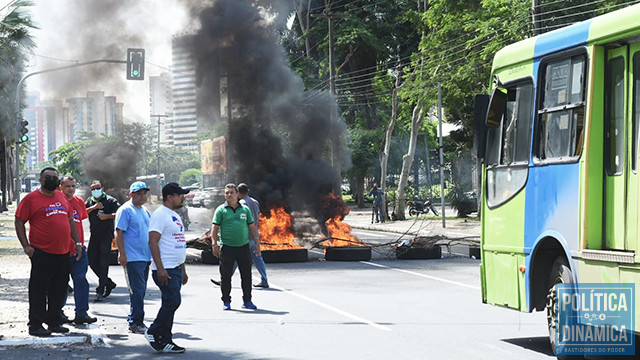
[0,324,111,348]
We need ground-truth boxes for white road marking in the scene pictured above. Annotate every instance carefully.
[270,282,392,332]
[361,261,480,290]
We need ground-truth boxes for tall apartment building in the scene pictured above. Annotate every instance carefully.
[150,72,173,146]
[171,35,198,148]
[22,91,123,169]
[66,91,123,140]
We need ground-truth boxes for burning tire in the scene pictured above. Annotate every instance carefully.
[261,249,308,263]
[201,250,219,265]
[395,245,441,260]
[325,246,372,261]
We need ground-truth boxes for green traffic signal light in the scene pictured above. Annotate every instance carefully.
[20,134,28,143]
[133,69,139,76]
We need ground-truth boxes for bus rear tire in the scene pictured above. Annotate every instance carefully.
[545,257,584,360]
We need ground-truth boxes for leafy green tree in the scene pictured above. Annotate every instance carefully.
[179,168,202,187]
[49,132,96,183]
[0,0,35,208]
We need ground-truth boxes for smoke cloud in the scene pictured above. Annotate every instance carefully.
[186,0,349,223]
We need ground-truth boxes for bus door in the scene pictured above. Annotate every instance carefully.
[604,45,637,252]
[627,44,640,252]
[604,46,627,250]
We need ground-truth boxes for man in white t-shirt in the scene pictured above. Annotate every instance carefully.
[144,183,190,354]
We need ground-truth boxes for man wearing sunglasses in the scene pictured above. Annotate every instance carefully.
[15,167,82,337]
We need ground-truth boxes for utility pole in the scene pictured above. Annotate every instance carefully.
[311,8,350,182]
[437,82,446,228]
[532,0,542,36]
[151,114,169,187]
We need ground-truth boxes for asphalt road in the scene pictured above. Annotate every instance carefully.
[0,233,555,359]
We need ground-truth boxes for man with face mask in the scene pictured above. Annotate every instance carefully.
[85,180,120,302]
[15,167,82,337]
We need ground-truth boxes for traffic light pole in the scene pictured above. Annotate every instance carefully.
[14,59,126,204]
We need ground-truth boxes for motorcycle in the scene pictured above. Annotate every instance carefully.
[407,199,439,216]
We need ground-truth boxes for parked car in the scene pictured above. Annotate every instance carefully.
[191,190,208,207]
[202,187,225,208]
[185,189,201,207]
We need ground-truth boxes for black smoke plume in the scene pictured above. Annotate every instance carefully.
[187,0,349,223]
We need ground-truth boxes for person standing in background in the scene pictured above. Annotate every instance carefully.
[59,175,97,325]
[85,180,120,302]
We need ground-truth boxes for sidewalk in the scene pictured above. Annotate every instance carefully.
[343,206,480,242]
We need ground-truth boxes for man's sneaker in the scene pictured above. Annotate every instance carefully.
[129,323,148,334]
[48,325,69,333]
[222,302,231,310]
[95,293,104,302]
[28,327,52,337]
[144,329,164,352]
[253,283,269,288]
[242,301,257,310]
[73,315,97,324]
[162,342,186,353]
[59,313,73,324]
[103,281,117,298]
[210,279,221,286]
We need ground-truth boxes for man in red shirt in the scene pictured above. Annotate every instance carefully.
[15,167,81,337]
[60,175,97,325]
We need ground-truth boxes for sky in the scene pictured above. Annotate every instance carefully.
[23,0,191,124]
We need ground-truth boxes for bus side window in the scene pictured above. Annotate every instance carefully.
[485,80,533,208]
[537,55,586,161]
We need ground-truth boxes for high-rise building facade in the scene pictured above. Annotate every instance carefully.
[150,72,173,146]
[171,35,198,148]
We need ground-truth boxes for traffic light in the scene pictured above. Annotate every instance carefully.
[18,120,28,143]
[126,48,145,80]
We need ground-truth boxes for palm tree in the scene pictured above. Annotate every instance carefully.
[0,0,36,209]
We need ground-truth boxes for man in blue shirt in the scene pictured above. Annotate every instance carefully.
[115,181,151,334]
[368,184,385,223]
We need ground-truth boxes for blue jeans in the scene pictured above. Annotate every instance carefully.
[148,266,183,343]
[125,261,149,326]
[69,247,90,317]
[232,239,268,286]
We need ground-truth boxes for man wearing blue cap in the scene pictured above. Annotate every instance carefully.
[115,181,152,334]
[85,180,120,302]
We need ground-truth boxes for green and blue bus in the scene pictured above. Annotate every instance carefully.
[479,3,640,355]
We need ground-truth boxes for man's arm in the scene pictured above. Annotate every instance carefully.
[115,229,127,267]
[210,224,221,257]
[68,217,82,260]
[15,217,33,257]
[149,231,170,285]
[86,201,103,214]
[248,223,260,255]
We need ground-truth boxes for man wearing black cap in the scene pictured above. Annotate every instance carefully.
[145,182,190,353]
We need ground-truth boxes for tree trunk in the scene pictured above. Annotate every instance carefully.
[357,175,364,208]
[380,74,401,221]
[394,104,424,220]
[294,0,313,58]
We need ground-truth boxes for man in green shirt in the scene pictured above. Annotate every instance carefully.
[210,183,260,311]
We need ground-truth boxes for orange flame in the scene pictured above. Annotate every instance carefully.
[324,216,364,247]
[259,208,304,250]
[320,193,363,247]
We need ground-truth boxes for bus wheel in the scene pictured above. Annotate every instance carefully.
[545,257,583,360]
